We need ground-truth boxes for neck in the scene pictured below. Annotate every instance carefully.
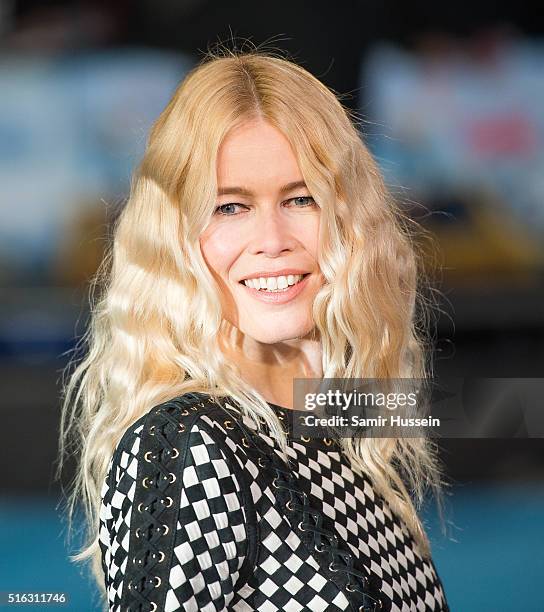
[219,322,323,410]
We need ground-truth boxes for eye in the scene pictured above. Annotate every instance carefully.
[214,203,248,216]
[287,196,317,208]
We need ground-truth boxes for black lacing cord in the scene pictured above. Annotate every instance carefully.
[268,461,383,612]
[223,406,384,612]
[123,398,205,612]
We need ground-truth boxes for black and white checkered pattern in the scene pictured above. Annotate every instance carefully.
[99,395,449,611]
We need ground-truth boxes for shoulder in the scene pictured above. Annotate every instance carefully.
[112,392,248,454]
[100,392,259,552]
[99,393,260,610]
[104,392,254,498]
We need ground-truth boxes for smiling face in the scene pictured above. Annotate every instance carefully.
[199,119,324,345]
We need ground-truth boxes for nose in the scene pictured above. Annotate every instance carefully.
[247,206,297,256]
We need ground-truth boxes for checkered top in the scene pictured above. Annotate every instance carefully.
[99,393,449,611]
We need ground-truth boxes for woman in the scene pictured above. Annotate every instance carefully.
[58,49,449,611]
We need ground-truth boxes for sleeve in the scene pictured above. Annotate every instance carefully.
[98,407,254,612]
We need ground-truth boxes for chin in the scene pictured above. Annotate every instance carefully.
[247,320,315,344]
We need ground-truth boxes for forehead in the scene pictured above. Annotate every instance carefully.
[217,120,303,188]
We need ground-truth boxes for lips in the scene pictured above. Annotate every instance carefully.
[238,270,311,282]
[238,272,310,291]
[238,272,311,304]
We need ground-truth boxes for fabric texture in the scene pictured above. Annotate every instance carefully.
[99,392,449,612]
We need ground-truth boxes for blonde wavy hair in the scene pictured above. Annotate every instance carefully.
[57,47,447,604]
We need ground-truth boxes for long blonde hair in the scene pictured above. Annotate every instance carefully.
[57,46,447,603]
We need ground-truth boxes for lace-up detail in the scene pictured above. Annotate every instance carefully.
[271,460,383,611]
[229,407,384,612]
[121,393,214,612]
[100,393,449,612]
[270,402,340,449]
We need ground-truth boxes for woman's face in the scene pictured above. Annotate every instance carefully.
[200,119,324,345]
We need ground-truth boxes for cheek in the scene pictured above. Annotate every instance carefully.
[300,217,321,260]
[199,229,237,277]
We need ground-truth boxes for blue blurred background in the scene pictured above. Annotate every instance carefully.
[0,1,543,610]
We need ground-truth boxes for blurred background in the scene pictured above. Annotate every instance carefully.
[0,1,543,610]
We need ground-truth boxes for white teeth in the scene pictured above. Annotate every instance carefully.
[243,274,306,291]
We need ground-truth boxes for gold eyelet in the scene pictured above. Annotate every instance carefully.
[162,496,173,507]
[137,502,146,513]
[224,420,234,429]
[169,448,179,459]
[142,477,152,488]
[144,451,154,462]
[178,423,186,433]
[323,438,332,446]
[154,551,165,563]
[181,409,189,416]
[301,435,311,442]
[191,405,199,410]
[241,437,250,448]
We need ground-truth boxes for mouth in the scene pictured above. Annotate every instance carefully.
[238,272,310,292]
[238,273,312,304]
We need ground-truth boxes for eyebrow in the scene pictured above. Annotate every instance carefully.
[217,180,308,197]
